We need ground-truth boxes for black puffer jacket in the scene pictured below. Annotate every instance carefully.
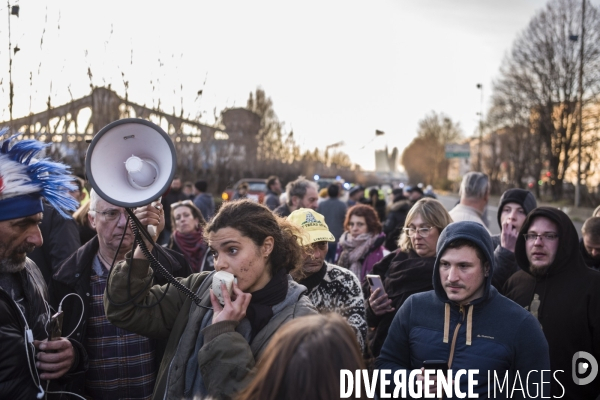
[504,207,600,399]
[0,260,87,399]
[364,250,435,357]
[382,200,412,251]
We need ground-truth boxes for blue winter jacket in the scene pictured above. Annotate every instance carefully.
[376,221,551,399]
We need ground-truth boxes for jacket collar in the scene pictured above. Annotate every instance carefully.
[53,236,100,286]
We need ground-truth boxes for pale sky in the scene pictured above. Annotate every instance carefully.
[0,0,588,170]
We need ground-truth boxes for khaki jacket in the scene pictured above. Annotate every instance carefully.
[104,257,316,400]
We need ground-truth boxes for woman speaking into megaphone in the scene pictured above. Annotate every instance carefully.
[104,199,317,400]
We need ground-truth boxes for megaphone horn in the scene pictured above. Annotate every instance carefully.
[85,118,176,208]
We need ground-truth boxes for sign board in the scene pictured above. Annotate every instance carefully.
[445,143,470,159]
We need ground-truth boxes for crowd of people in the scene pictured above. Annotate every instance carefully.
[1,132,599,399]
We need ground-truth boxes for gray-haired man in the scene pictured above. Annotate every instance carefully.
[274,176,319,217]
[449,172,490,232]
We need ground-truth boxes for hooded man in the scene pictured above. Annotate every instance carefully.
[491,188,537,291]
[0,133,87,399]
[503,207,600,399]
[376,221,550,398]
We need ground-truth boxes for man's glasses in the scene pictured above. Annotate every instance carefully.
[524,233,558,242]
[403,227,434,238]
[91,209,128,222]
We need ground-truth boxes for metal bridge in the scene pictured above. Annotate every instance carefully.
[0,87,260,178]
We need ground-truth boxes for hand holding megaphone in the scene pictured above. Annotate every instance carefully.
[210,277,251,324]
[132,200,165,245]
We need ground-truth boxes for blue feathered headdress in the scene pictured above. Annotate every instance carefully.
[0,129,79,221]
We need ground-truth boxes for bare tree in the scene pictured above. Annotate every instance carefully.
[488,0,600,200]
[401,111,463,188]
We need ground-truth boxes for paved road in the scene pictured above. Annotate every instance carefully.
[437,194,583,238]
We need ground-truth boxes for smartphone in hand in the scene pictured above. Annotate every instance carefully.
[366,274,386,298]
[422,360,448,372]
[47,311,63,341]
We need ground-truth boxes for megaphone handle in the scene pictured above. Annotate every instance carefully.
[126,210,209,310]
[147,197,162,238]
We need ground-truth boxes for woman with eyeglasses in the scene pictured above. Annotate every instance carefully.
[365,198,452,357]
[335,204,389,283]
[104,200,317,399]
[167,200,214,273]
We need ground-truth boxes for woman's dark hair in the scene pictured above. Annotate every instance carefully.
[170,200,206,232]
[206,200,304,275]
[343,204,382,234]
[327,183,339,198]
[236,313,367,400]
[194,180,208,192]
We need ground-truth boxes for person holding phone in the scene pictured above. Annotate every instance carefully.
[0,134,86,400]
[366,198,451,357]
[376,221,550,397]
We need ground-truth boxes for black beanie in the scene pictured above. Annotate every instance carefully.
[496,188,537,227]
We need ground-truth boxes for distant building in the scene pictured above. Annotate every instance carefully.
[375,146,399,173]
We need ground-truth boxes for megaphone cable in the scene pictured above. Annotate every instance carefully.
[104,214,163,308]
[128,210,211,309]
[105,208,211,310]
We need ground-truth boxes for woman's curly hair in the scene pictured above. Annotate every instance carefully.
[206,200,305,275]
[343,204,382,234]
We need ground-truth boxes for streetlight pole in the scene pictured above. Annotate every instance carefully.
[575,0,585,208]
[476,83,483,172]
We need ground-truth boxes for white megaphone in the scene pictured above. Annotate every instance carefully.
[85,118,176,208]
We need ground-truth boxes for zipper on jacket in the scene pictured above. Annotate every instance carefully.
[447,305,465,368]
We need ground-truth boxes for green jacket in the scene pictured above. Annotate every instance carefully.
[104,257,316,400]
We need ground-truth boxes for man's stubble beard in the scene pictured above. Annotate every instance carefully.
[0,243,33,273]
[0,258,26,273]
[529,263,551,278]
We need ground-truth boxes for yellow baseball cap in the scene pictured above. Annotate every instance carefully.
[287,208,335,246]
